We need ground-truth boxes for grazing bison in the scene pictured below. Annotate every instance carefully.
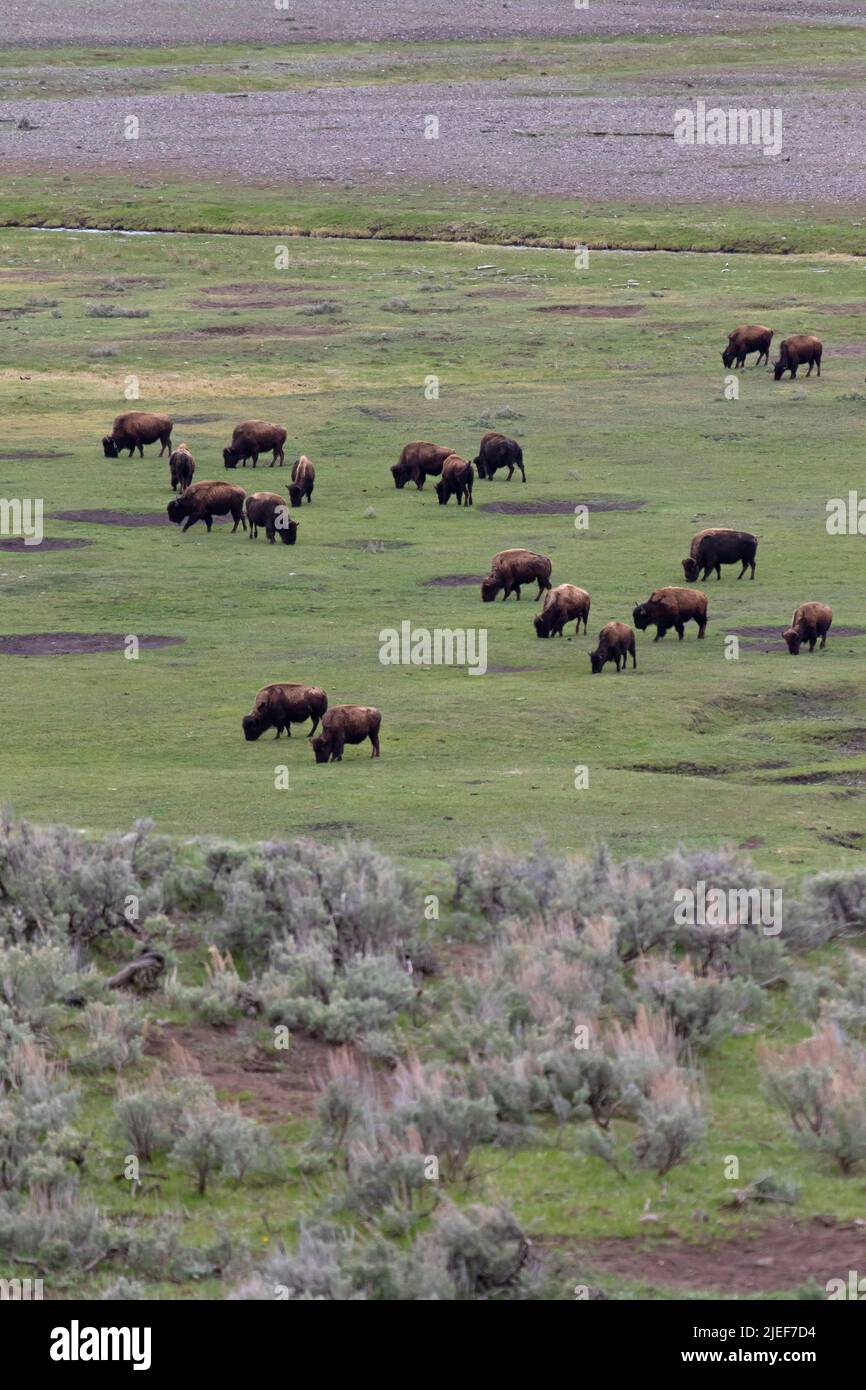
[168,443,195,493]
[435,454,474,507]
[722,325,773,369]
[391,441,453,490]
[774,335,822,380]
[682,528,758,582]
[242,683,328,740]
[245,492,297,544]
[288,455,315,507]
[782,602,833,655]
[633,587,708,641]
[166,480,246,533]
[533,584,590,638]
[102,411,172,459]
[590,622,637,673]
[312,705,381,762]
[481,549,552,603]
[473,431,525,483]
[223,420,287,469]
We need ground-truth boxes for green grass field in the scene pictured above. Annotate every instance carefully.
[2,225,866,873]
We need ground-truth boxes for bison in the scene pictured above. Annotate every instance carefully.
[722,325,773,369]
[391,442,453,491]
[533,584,590,638]
[223,420,286,469]
[782,602,833,655]
[242,683,328,741]
[288,455,315,507]
[312,705,381,762]
[589,621,637,673]
[102,411,172,459]
[473,431,525,483]
[166,480,246,533]
[481,549,552,603]
[245,492,297,544]
[168,443,195,493]
[633,587,708,641]
[774,335,822,381]
[682,528,758,582]
[435,454,474,507]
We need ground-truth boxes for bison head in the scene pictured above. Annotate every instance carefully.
[480,576,499,603]
[682,557,700,582]
[472,456,486,479]
[277,518,298,545]
[773,359,786,381]
[288,484,303,508]
[632,603,651,631]
[721,347,735,369]
[242,712,267,741]
[102,435,119,458]
[589,649,605,674]
[533,611,552,638]
[782,627,802,655]
[166,498,186,525]
[435,480,448,505]
[312,733,331,764]
[391,463,408,489]
[223,447,239,468]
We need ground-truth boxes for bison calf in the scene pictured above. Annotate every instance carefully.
[481,549,552,603]
[633,587,708,641]
[590,622,636,673]
[103,411,172,459]
[435,454,474,507]
[288,455,315,507]
[245,492,297,544]
[774,335,822,381]
[312,705,381,762]
[168,443,195,493]
[682,528,758,582]
[167,480,246,533]
[473,431,525,483]
[391,442,453,491]
[722,325,773,369]
[534,584,590,638]
[223,420,287,469]
[782,602,833,655]
[243,683,328,740]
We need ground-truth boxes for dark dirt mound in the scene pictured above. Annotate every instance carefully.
[52,509,167,526]
[769,770,866,787]
[810,727,866,754]
[624,761,730,778]
[0,449,73,461]
[169,323,344,340]
[0,538,93,552]
[424,574,484,587]
[0,632,185,656]
[558,1217,866,1295]
[479,498,645,516]
[532,304,643,317]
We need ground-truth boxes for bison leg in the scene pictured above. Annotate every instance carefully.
[204,516,213,533]
[697,619,707,639]
[506,464,514,480]
[308,716,320,738]
[631,645,637,668]
[370,730,380,757]
[820,632,828,649]
[181,516,197,532]
[675,623,685,640]
[655,626,666,641]
[715,563,722,580]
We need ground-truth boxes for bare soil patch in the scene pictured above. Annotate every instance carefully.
[770,769,866,787]
[733,624,866,653]
[810,727,866,754]
[0,449,73,461]
[560,1218,866,1295]
[160,323,345,341]
[0,632,184,656]
[483,664,543,675]
[52,509,167,526]
[0,538,92,552]
[624,761,730,778]
[174,413,226,425]
[479,497,645,516]
[424,574,484,587]
[532,304,643,317]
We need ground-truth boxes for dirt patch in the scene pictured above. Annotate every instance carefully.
[0,538,93,552]
[559,1218,866,1295]
[810,727,866,754]
[691,686,851,732]
[424,574,485,587]
[828,342,866,357]
[624,761,730,778]
[0,449,73,461]
[532,304,643,317]
[733,624,866,654]
[0,632,184,656]
[165,323,345,341]
[769,770,866,787]
[173,413,226,425]
[820,830,865,848]
[189,295,317,311]
[479,497,645,516]
[52,509,168,526]
[483,664,542,675]
[324,539,415,550]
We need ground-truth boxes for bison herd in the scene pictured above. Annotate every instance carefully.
[100,325,835,760]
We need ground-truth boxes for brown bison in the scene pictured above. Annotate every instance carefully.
[168,443,195,493]
[481,549,552,603]
[312,705,381,762]
[774,335,822,380]
[166,480,246,533]
[435,454,474,507]
[722,325,773,369]
[682,528,758,582]
[533,584,590,638]
[245,492,297,544]
[391,442,453,490]
[223,421,287,469]
[473,431,525,483]
[782,602,833,655]
[288,455,315,507]
[102,411,172,459]
[633,587,708,641]
[242,683,328,741]
[590,621,637,673]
